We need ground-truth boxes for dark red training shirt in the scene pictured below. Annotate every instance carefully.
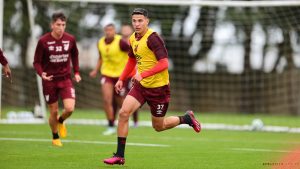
[0,49,8,66]
[33,32,79,78]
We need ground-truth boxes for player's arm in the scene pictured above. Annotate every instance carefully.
[135,33,168,81]
[33,40,44,77]
[140,58,168,79]
[89,44,102,78]
[119,47,137,81]
[33,40,53,81]
[119,39,130,52]
[71,39,81,83]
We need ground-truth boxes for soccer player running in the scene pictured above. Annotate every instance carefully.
[89,23,133,135]
[33,12,81,147]
[0,49,12,81]
[103,8,201,165]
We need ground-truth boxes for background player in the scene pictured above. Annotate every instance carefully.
[33,12,81,147]
[121,24,139,127]
[103,8,201,165]
[89,23,133,135]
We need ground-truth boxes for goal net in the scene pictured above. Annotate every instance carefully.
[2,0,300,116]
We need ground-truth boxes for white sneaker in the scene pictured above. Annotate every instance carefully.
[102,127,116,135]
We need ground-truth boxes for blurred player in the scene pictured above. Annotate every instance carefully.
[103,8,201,165]
[89,24,132,135]
[121,24,139,127]
[121,24,133,40]
[0,49,12,82]
[33,12,81,147]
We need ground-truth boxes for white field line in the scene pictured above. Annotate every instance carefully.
[230,148,300,154]
[0,137,170,147]
[1,118,300,133]
[1,131,299,145]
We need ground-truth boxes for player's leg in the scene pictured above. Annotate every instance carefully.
[112,97,118,120]
[104,82,144,165]
[117,95,141,137]
[115,78,138,127]
[132,110,138,127]
[179,110,202,133]
[150,102,179,131]
[57,79,76,138]
[103,95,140,165]
[43,81,62,146]
[57,98,75,138]
[114,91,125,114]
[60,98,75,119]
[151,106,201,132]
[101,81,116,135]
[148,85,201,132]
[48,101,62,146]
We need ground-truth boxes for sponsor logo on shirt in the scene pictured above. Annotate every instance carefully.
[63,43,69,51]
[61,40,70,51]
[134,44,139,52]
[49,54,69,63]
[47,41,55,45]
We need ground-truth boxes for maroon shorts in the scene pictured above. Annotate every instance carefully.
[100,75,131,97]
[42,78,75,104]
[128,82,170,117]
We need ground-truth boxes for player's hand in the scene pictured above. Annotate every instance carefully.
[133,73,142,82]
[89,70,97,78]
[3,64,12,83]
[41,72,53,81]
[74,74,81,83]
[115,80,124,94]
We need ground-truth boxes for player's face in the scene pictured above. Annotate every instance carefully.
[51,19,66,38]
[104,26,116,39]
[121,26,133,39]
[132,15,149,36]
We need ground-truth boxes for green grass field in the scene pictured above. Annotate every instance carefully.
[1,108,300,169]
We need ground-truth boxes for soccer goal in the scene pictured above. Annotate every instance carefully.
[2,0,300,117]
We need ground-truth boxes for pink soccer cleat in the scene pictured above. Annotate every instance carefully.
[103,154,125,165]
[186,110,201,133]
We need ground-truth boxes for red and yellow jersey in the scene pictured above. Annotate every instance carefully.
[129,29,169,88]
[98,34,128,77]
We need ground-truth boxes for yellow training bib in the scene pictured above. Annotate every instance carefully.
[98,34,128,77]
[129,29,169,88]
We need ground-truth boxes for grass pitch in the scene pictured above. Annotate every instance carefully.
[1,109,300,169]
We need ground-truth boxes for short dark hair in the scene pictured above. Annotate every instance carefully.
[52,12,67,22]
[131,8,148,18]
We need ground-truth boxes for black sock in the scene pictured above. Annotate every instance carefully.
[52,132,59,139]
[178,114,192,125]
[116,137,126,157]
[58,116,64,124]
[108,120,114,127]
